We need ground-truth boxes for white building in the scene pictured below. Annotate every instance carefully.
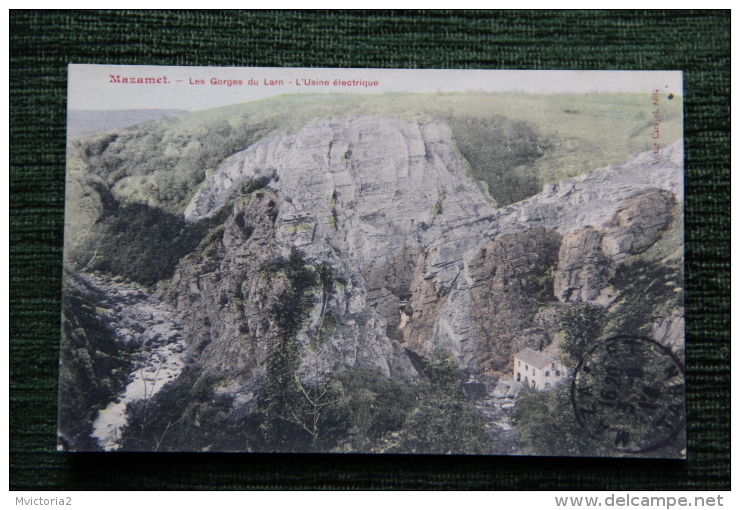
[513,347,566,391]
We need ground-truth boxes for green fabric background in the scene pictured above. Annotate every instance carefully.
[10,10,729,490]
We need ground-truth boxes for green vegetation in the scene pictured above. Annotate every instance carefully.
[557,303,608,366]
[514,384,609,457]
[65,92,682,286]
[551,206,684,366]
[310,313,337,351]
[232,290,248,336]
[228,177,269,210]
[120,350,493,453]
[119,367,241,452]
[66,178,270,287]
[514,352,685,458]
[67,200,231,287]
[386,351,494,455]
[67,115,273,215]
[432,188,444,217]
[118,252,490,454]
[67,92,683,217]
[605,259,684,339]
[260,253,343,339]
[604,205,684,339]
[477,180,498,207]
[285,223,313,234]
[67,92,684,453]
[514,209,686,458]
[256,253,345,449]
[263,349,493,454]
[535,263,557,306]
[58,273,132,451]
[328,192,339,230]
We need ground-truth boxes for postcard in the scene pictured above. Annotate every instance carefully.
[58,65,685,457]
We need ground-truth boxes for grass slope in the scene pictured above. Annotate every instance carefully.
[65,91,682,285]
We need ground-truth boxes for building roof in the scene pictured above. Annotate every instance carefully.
[514,347,555,369]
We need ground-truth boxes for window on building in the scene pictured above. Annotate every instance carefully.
[552,362,556,369]
[532,368,536,376]
[524,376,528,385]
[518,361,521,367]
[545,383,551,389]
[545,371,550,377]
[531,380,536,389]
[525,365,528,371]
[516,372,521,382]
[556,370,561,377]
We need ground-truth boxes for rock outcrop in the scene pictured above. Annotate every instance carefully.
[163,190,284,376]
[651,309,686,349]
[554,226,611,304]
[553,188,678,305]
[601,188,677,261]
[170,116,499,384]
[467,228,562,372]
[171,115,684,387]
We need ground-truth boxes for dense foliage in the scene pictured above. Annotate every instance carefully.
[557,303,607,366]
[604,205,685,339]
[65,92,683,288]
[444,115,547,205]
[57,273,132,451]
[514,358,685,458]
[605,259,684,338]
[119,352,494,454]
[514,384,603,457]
[66,94,685,453]
[68,178,268,287]
[70,202,227,287]
[119,367,243,452]
[515,209,686,458]
[119,264,492,455]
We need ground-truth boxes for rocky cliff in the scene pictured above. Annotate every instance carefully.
[169,115,684,390]
[171,116,497,386]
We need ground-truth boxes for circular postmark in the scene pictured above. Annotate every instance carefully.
[571,335,685,454]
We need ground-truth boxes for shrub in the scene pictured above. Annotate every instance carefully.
[557,303,607,365]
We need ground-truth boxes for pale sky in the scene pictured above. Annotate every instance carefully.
[68,64,683,112]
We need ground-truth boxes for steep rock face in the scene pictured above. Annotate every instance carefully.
[553,188,677,305]
[177,114,685,384]
[392,142,683,374]
[401,249,450,354]
[363,247,422,341]
[554,227,611,304]
[601,188,677,261]
[186,115,495,306]
[484,141,683,240]
[467,228,562,372]
[171,116,499,383]
[163,190,283,376]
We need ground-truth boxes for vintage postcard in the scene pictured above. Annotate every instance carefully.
[59,65,685,457]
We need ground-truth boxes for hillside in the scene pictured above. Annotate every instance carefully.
[63,91,682,287]
[58,95,685,456]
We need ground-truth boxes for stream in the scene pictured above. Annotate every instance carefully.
[77,272,520,453]
[473,379,522,455]
[80,274,188,451]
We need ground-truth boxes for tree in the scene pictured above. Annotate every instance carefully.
[557,303,607,365]
[256,252,344,451]
[426,350,460,392]
[391,351,494,455]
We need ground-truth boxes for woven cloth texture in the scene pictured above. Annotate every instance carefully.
[10,10,729,490]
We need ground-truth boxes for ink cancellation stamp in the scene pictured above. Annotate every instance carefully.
[59,65,685,456]
[572,335,685,454]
